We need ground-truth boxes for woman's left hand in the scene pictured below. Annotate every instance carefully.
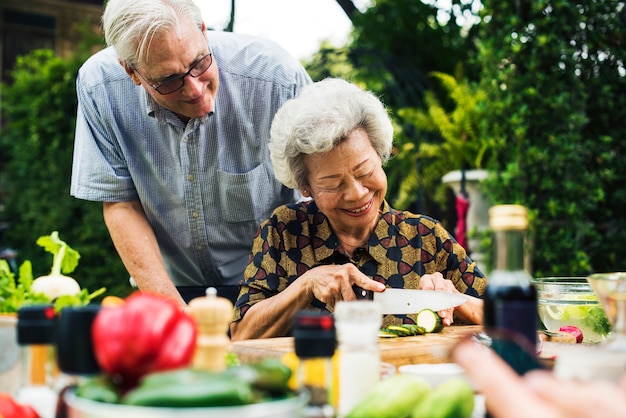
[418,272,458,326]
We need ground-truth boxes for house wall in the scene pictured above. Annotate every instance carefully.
[0,0,103,82]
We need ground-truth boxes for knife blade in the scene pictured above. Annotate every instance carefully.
[352,285,469,314]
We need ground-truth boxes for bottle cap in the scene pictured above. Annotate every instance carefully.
[55,305,102,375]
[17,305,56,345]
[294,311,336,358]
[489,204,528,231]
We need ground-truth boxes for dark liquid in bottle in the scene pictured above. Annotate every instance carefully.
[484,283,538,350]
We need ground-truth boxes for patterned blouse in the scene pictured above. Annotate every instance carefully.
[233,200,487,327]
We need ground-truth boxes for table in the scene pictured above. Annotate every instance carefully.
[230,325,570,368]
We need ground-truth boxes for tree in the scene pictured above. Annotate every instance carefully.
[477,0,626,275]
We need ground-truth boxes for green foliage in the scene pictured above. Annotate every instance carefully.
[393,71,491,209]
[342,0,482,221]
[348,0,478,109]
[476,0,626,276]
[302,42,356,82]
[0,38,131,297]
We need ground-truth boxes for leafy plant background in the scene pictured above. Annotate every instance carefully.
[0,29,132,297]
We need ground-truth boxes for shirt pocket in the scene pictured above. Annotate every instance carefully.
[216,164,277,223]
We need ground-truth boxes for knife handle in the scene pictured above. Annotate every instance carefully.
[352,285,374,301]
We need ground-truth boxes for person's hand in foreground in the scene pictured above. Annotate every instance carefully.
[452,337,626,418]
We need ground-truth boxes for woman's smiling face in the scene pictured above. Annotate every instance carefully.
[303,127,387,238]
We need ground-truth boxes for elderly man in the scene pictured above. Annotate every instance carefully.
[70,0,311,307]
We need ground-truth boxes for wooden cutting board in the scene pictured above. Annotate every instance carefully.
[230,325,568,368]
[230,325,481,368]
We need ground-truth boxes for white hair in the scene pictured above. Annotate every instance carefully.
[269,78,394,189]
[102,0,204,66]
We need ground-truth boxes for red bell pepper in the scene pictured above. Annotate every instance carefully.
[92,292,197,389]
[0,393,40,418]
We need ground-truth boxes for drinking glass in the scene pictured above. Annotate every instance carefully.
[586,272,626,352]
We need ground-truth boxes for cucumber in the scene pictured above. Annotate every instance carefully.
[403,324,426,335]
[416,309,444,333]
[384,325,413,336]
[346,374,431,418]
[411,377,474,418]
[122,375,255,407]
[75,375,120,404]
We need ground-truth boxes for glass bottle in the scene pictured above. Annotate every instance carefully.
[334,300,382,418]
[16,305,58,418]
[483,204,538,350]
[294,311,336,418]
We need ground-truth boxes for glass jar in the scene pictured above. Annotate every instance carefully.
[334,300,382,417]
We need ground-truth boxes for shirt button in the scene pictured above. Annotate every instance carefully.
[187,174,194,181]
[192,211,199,218]
[183,137,189,142]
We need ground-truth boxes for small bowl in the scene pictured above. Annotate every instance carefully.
[398,363,477,391]
[531,276,610,343]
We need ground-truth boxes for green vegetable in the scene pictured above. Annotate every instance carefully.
[31,231,82,300]
[584,306,612,335]
[242,357,292,395]
[0,260,48,313]
[416,309,444,333]
[37,232,81,277]
[75,375,121,404]
[411,377,474,418]
[122,374,256,407]
[382,325,413,337]
[380,324,427,338]
[403,324,427,335]
[0,232,105,313]
[137,368,213,388]
[346,374,431,418]
[220,358,292,396]
[125,358,291,408]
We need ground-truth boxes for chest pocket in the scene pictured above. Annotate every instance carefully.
[217,164,280,223]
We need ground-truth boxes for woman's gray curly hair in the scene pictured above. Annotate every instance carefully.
[269,78,394,190]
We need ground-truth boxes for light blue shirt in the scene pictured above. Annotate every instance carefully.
[70,31,312,287]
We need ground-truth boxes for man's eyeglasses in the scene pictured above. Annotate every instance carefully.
[133,49,213,95]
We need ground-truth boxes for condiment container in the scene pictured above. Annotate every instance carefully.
[334,300,382,417]
[294,310,336,418]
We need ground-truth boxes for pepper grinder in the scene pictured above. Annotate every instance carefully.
[187,287,233,372]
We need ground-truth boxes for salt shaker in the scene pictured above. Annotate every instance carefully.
[334,300,382,417]
[187,287,233,372]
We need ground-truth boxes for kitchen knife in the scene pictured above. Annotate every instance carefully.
[352,285,469,314]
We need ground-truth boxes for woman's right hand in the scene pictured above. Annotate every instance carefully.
[300,264,385,307]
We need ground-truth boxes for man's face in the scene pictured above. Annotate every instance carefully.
[125,20,219,122]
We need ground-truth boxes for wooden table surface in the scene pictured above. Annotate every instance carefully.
[230,325,570,368]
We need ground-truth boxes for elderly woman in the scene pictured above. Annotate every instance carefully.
[230,78,486,340]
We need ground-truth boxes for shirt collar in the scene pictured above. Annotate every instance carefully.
[310,199,394,266]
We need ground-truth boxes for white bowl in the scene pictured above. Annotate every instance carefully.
[398,363,478,391]
[64,389,308,418]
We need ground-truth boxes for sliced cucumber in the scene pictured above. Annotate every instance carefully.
[402,324,426,336]
[384,325,413,337]
[416,309,444,333]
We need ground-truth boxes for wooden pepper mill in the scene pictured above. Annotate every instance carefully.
[187,287,233,372]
